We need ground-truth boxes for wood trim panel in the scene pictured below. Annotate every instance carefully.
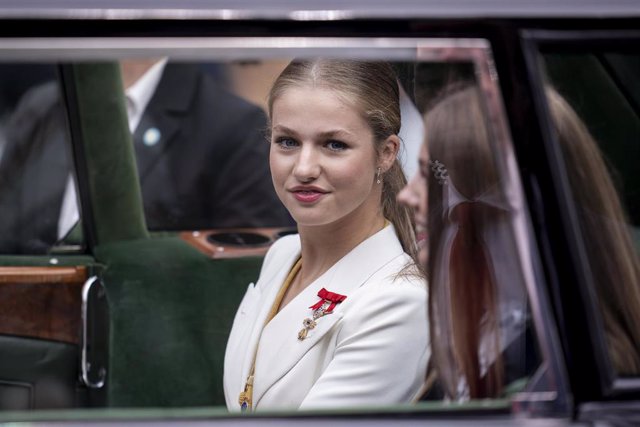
[0,266,88,343]
[0,266,87,284]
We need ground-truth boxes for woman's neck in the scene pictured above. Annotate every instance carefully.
[277,195,386,312]
[297,210,386,288]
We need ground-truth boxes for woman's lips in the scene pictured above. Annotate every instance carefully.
[292,190,325,203]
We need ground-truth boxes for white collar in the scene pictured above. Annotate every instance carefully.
[125,58,168,132]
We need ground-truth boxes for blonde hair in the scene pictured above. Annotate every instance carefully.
[268,59,418,264]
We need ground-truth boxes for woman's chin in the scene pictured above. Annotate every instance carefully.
[289,214,331,228]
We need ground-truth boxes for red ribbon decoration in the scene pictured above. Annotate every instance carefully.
[309,288,347,313]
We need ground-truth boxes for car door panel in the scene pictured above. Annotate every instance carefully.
[0,263,105,409]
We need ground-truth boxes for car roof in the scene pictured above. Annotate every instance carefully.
[0,0,638,20]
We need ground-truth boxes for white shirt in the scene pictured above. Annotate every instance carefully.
[124,58,167,133]
[57,59,167,240]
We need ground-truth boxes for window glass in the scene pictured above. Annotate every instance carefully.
[541,51,640,376]
[412,62,541,401]
[0,63,84,255]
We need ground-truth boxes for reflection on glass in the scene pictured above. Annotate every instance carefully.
[421,84,537,400]
[543,51,640,377]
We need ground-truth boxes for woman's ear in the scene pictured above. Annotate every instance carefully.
[379,135,400,172]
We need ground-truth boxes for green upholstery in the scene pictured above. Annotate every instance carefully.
[1,64,260,410]
[0,336,79,410]
[94,236,262,407]
[68,63,148,245]
[0,255,95,267]
[70,63,263,408]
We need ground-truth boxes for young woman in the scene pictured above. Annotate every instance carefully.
[223,60,429,411]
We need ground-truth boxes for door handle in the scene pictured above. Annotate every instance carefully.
[80,276,107,389]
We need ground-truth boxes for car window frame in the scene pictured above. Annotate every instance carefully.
[2,35,560,415]
[521,28,640,402]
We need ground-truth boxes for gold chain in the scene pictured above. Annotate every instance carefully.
[238,258,302,412]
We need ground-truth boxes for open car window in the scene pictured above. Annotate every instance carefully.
[0,37,565,419]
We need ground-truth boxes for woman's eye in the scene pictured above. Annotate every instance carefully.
[275,137,298,149]
[326,140,347,151]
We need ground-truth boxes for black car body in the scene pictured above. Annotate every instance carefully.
[0,1,638,425]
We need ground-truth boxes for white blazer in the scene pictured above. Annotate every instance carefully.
[223,224,429,411]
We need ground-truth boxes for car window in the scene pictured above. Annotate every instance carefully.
[0,64,85,255]
[540,50,640,378]
[0,38,556,417]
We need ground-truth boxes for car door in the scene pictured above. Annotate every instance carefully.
[0,63,108,409]
[0,3,638,426]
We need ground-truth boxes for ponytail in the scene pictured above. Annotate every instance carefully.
[382,159,419,265]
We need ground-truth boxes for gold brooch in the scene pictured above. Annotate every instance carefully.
[298,288,346,341]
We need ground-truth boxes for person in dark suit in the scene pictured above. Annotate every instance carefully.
[129,62,290,230]
[0,81,68,253]
[0,62,292,254]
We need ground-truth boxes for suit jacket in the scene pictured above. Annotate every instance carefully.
[0,63,291,253]
[132,64,291,230]
[0,82,69,253]
[223,225,429,411]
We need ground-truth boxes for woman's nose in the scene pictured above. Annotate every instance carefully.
[293,146,321,182]
[397,176,419,208]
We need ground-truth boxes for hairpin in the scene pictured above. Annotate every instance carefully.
[429,160,448,185]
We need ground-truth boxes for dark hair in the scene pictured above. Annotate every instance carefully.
[548,88,640,375]
[426,84,640,400]
[268,59,418,263]
[425,85,505,399]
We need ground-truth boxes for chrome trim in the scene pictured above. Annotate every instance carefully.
[471,46,573,416]
[81,275,106,389]
[0,1,638,21]
[0,37,488,61]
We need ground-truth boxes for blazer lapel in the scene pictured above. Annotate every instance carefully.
[133,64,198,183]
[252,225,405,408]
[226,243,301,407]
